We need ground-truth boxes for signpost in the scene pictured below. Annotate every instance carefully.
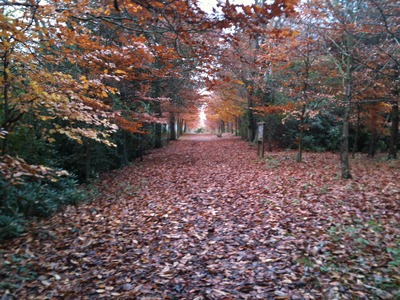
[257,122,265,158]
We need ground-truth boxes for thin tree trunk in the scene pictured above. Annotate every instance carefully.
[388,101,398,159]
[169,113,176,140]
[297,129,304,162]
[368,127,378,158]
[341,100,352,179]
[154,101,162,149]
[247,92,256,142]
[389,65,399,159]
[340,27,353,180]
[152,79,163,149]
[217,120,222,137]
[297,103,306,162]
[119,130,129,166]
[2,52,10,155]
[352,104,361,158]
[179,118,184,136]
[235,118,239,136]
[266,116,273,152]
[139,134,144,162]
[84,139,91,183]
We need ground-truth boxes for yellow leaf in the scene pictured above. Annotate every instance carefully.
[232,79,244,85]
[39,116,55,121]
[102,91,108,98]
[115,70,128,75]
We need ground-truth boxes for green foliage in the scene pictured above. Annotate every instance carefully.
[265,156,281,169]
[0,215,25,241]
[326,220,400,297]
[0,176,85,241]
[6,115,61,167]
[296,255,314,267]
[195,128,204,133]
[387,246,400,269]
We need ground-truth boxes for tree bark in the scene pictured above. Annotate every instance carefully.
[178,118,184,136]
[84,139,91,183]
[235,118,239,136]
[2,52,10,155]
[297,103,307,162]
[169,113,176,140]
[247,90,256,142]
[340,21,354,180]
[153,81,163,149]
[352,104,361,158]
[388,101,399,159]
[139,134,144,161]
[368,126,378,158]
[119,130,129,166]
[341,100,352,179]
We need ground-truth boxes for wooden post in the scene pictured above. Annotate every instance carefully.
[257,122,265,158]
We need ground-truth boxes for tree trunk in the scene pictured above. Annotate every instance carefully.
[119,130,129,166]
[247,91,256,142]
[216,120,223,137]
[340,27,353,179]
[154,101,163,149]
[169,113,176,140]
[341,101,352,179]
[84,139,91,183]
[179,118,184,136]
[368,126,378,158]
[176,118,181,138]
[235,118,239,136]
[153,81,163,149]
[296,103,307,162]
[2,52,10,155]
[388,101,398,159]
[296,130,304,163]
[352,104,361,158]
[139,134,144,162]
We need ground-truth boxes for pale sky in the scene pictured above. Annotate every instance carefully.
[198,0,255,14]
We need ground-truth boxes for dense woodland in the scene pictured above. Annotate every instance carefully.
[0,0,399,297]
[1,0,399,237]
[0,0,399,253]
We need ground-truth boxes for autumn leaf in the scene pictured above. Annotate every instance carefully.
[1,134,399,299]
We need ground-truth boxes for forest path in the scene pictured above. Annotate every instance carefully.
[1,134,400,299]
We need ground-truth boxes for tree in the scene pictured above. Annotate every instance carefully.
[203,0,299,141]
[255,7,331,161]
[365,0,399,159]
[310,0,398,178]
[205,80,246,135]
[1,0,220,181]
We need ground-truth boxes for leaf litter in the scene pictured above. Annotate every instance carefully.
[1,134,399,299]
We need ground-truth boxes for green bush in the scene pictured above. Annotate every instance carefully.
[0,214,25,241]
[195,128,204,133]
[0,176,85,241]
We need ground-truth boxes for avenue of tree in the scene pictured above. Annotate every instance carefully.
[0,0,399,237]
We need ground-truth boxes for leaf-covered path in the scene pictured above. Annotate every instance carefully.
[1,134,400,299]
